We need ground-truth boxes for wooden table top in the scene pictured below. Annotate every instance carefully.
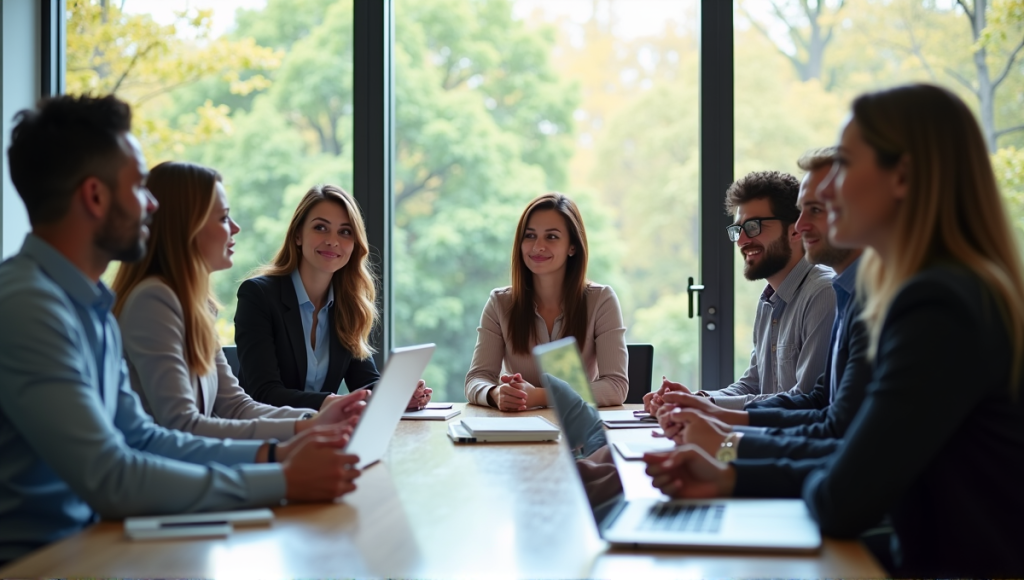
[0,403,884,578]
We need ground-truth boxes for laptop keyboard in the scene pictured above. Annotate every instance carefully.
[638,503,726,534]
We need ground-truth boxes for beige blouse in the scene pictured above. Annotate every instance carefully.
[464,283,629,407]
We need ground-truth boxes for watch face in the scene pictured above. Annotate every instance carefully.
[716,447,736,464]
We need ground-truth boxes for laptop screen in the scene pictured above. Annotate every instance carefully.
[533,337,626,516]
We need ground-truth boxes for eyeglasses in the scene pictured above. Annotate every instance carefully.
[726,218,782,242]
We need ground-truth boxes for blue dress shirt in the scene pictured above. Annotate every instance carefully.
[290,269,333,393]
[0,235,285,564]
[828,258,859,401]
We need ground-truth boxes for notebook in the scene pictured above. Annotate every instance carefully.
[534,337,822,553]
[449,416,560,443]
[402,407,461,421]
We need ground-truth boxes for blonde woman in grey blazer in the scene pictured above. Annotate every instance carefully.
[113,162,367,441]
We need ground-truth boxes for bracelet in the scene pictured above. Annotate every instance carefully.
[695,391,710,398]
[267,438,280,463]
[300,412,314,420]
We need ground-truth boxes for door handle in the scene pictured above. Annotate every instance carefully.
[688,277,705,319]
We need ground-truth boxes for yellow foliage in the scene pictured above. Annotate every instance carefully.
[65,0,282,165]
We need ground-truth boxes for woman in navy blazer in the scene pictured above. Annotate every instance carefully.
[642,84,1024,577]
[235,184,431,411]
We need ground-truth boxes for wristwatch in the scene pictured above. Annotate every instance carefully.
[300,412,315,420]
[715,432,743,463]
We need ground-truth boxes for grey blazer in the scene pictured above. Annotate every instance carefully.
[119,278,309,440]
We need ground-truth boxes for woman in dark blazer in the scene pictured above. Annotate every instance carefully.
[235,184,430,411]
[642,84,1024,578]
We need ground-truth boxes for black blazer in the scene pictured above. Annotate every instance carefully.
[733,265,1024,577]
[234,275,379,410]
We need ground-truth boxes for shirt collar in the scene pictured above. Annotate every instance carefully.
[21,234,113,313]
[772,258,815,304]
[832,256,860,295]
[290,268,333,309]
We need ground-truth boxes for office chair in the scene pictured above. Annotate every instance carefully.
[625,343,654,404]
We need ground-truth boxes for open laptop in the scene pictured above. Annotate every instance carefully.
[345,343,434,469]
[534,337,822,552]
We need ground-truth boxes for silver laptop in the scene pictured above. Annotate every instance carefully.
[345,343,434,469]
[534,337,822,553]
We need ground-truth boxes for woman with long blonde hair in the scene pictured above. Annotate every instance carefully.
[465,193,628,410]
[642,84,1024,577]
[114,162,367,442]
[235,184,430,411]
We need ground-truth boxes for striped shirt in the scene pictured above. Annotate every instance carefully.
[709,259,836,410]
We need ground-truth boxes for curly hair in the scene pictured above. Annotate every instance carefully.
[723,170,801,225]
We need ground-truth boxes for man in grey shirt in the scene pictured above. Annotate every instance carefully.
[650,171,835,410]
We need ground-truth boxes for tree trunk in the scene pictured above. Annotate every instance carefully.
[969,0,999,152]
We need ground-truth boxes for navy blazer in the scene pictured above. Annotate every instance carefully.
[234,275,379,410]
[735,300,873,460]
[733,265,1024,577]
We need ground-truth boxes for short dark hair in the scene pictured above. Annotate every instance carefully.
[723,170,801,225]
[7,94,132,225]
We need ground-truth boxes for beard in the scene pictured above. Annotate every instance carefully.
[743,230,792,281]
[95,195,148,263]
[805,238,854,269]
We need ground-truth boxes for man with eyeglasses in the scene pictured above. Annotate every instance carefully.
[653,150,872,461]
[649,170,836,411]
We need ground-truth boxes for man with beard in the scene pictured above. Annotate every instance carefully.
[655,149,872,460]
[650,171,835,411]
[0,95,362,565]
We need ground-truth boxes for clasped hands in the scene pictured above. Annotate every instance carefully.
[492,373,543,412]
[638,377,740,499]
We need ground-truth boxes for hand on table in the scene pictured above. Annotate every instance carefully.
[643,376,693,415]
[406,380,433,411]
[642,445,736,499]
[278,424,362,501]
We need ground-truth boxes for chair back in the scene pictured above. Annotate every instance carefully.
[222,344,241,378]
[625,343,654,404]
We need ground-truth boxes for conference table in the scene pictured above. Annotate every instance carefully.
[0,403,884,578]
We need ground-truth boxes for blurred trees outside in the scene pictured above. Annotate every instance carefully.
[66,0,1024,400]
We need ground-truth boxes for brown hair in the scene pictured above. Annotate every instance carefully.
[252,184,378,359]
[112,161,222,376]
[797,146,838,173]
[723,170,801,225]
[851,84,1024,391]
[508,193,590,354]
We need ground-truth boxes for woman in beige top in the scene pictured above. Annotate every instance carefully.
[465,193,628,410]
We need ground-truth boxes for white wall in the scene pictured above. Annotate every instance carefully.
[1,0,40,259]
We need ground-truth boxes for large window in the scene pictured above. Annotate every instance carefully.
[61,1,1024,401]
[393,0,702,402]
[67,0,355,344]
[732,0,1024,379]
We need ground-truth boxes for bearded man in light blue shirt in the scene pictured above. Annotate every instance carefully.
[0,95,362,565]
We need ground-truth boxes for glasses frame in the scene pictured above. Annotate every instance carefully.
[726,217,782,242]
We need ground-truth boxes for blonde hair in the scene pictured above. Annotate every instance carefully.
[852,84,1024,391]
[509,193,590,354]
[252,184,378,359]
[112,161,222,377]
